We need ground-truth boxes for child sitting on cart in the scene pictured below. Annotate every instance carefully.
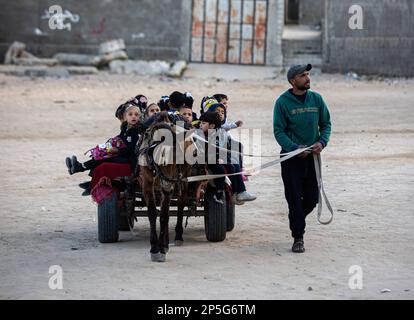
[65,103,142,189]
[213,93,243,133]
[115,94,148,122]
[198,111,256,205]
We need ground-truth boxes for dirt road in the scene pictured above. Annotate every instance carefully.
[0,65,413,299]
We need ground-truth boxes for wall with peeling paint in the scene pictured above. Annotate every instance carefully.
[190,0,281,65]
[323,0,414,76]
[0,0,192,61]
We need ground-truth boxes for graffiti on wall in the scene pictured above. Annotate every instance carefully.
[41,5,80,31]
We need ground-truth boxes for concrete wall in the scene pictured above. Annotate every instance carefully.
[299,0,325,26]
[323,0,414,77]
[0,0,285,67]
[0,0,192,61]
[267,0,285,66]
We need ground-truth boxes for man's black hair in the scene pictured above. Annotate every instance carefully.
[199,111,222,129]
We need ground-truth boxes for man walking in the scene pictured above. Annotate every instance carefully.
[273,64,332,253]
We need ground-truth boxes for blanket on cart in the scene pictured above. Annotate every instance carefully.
[91,163,132,204]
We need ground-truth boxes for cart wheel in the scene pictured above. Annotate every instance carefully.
[97,192,119,243]
[204,189,227,242]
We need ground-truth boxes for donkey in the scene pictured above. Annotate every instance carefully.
[138,112,195,262]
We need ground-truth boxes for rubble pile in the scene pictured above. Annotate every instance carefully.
[1,39,187,78]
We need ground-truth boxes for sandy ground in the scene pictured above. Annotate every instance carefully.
[0,64,413,300]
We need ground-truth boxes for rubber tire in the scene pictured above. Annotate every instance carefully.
[226,199,235,232]
[97,192,119,243]
[204,189,227,242]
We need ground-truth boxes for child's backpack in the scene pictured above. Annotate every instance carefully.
[85,136,126,161]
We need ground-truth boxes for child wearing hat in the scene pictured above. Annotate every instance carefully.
[198,111,256,205]
[212,95,245,173]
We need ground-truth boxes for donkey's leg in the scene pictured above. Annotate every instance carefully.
[175,182,188,246]
[159,190,172,258]
[142,171,159,257]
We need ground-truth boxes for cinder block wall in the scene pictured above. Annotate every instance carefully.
[299,0,325,26]
[323,0,414,77]
[0,0,192,61]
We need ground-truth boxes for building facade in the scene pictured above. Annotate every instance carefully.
[0,0,412,76]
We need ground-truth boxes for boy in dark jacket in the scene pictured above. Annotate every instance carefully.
[198,112,256,205]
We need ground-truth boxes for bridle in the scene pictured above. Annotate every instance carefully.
[140,122,185,192]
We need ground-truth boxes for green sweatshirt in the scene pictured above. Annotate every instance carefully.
[273,89,331,152]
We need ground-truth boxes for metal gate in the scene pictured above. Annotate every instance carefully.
[190,0,269,65]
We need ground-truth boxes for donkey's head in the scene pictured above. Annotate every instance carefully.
[145,112,195,192]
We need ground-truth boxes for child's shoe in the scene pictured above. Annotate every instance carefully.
[81,188,91,196]
[65,157,73,175]
[232,194,245,206]
[71,156,85,174]
[79,181,91,190]
[236,191,256,202]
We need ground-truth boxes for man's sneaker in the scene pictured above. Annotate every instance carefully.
[213,191,225,205]
[79,181,91,190]
[232,194,245,206]
[71,156,85,174]
[236,191,256,202]
[65,157,73,175]
[292,238,305,253]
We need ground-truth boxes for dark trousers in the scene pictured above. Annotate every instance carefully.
[208,164,246,193]
[230,139,244,168]
[208,164,225,190]
[227,164,246,194]
[281,153,319,239]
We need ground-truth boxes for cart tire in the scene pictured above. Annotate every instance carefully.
[226,200,235,232]
[97,192,119,243]
[204,189,227,242]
